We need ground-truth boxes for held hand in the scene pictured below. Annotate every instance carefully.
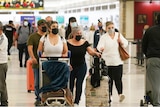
[32,57,38,64]
[69,65,73,71]
[96,52,101,58]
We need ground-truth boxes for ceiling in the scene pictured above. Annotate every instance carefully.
[44,0,158,11]
[44,0,119,11]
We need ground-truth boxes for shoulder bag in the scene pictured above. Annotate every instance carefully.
[118,33,130,61]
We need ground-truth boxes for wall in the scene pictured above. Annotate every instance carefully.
[134,1,160,39]
[60,6,119,29]
[126,1,134,40]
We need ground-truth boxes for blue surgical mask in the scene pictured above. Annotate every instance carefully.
[70,22,78,28]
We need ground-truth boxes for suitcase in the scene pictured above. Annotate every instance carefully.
[26,59,34,93]
[86,76,110,107]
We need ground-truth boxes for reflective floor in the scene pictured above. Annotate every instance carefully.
[7,46,146,107]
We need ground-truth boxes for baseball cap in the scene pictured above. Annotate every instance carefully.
[37,19,46,26]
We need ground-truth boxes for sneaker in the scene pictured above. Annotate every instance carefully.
[119,94,125,102]
[74,103,79,107]
[34,100,41,106]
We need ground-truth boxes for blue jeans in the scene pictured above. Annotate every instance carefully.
[33,68,41,101]
[70,63,87,104]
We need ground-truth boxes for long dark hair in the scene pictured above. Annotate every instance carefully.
[65,17,76,39]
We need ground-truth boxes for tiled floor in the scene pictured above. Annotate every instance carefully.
[6,46,146,107]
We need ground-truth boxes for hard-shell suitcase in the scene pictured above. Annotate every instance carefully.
[86,76,109,107]
[26,59,34,92]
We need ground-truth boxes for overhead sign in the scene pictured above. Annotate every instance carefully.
[0,0,44,10]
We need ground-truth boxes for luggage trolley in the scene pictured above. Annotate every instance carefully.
[39,57,73,106]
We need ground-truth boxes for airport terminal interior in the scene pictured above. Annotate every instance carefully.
[7,45,145,107]
[0,0,159,107]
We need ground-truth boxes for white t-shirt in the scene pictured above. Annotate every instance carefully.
[97,32,128,66]
[40,35,66,57]
[0,33,8,64]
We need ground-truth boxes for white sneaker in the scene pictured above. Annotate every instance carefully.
[74,103,79,107]
[119,94,125,102]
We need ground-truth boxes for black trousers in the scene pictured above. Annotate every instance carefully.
[70,63,87,104]
[17,43,29,66]
[108,65,123,95]
[7,41,13,55]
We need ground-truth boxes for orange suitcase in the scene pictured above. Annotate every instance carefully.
[26,59,34,93]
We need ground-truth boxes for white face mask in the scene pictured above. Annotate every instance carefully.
[108,28,115,35]
[24,21,28,26]
[70,22,78,28]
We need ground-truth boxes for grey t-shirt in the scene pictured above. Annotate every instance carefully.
[17,26,31,44]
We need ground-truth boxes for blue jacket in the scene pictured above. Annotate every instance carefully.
[40,60,70,93]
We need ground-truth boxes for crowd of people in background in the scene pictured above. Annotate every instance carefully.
[0,15,130,106]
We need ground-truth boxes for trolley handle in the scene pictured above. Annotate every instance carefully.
[38,51,71,58]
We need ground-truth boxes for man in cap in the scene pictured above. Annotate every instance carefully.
[142,13,160,106]
[27,19,47,106]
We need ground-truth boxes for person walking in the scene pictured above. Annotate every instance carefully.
[65,17,78,39]
[38,20,68,57]
[0,21,9,106]
[97,21,128,102]
[67,26,101,106]
[3,20,16,56]
[142,13,160,106]
[16,19,32,67]
[27,19,47,106]
[93,19,106,49]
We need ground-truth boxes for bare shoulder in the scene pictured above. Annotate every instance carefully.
[67,39,72,43]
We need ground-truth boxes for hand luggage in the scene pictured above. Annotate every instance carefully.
[26,59,34,93]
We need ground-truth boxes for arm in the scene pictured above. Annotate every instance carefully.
[142,32,148,56]
[37,41,44,57]
[118,33,128,48]
[0,35,7,50]
[28,45,37,64]
[87,46,101,57]
[96,35,105,52]
[62,42,68,57]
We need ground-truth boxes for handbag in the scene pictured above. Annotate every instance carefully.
[118,34,130,60]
